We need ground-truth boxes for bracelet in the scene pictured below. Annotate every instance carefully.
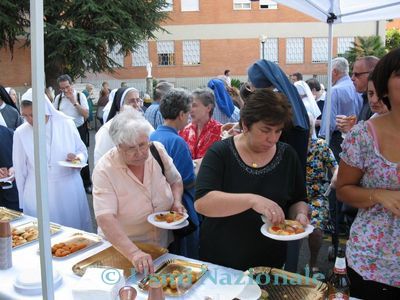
[369,189,376,206]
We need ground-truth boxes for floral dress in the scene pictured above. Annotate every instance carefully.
[340,121,400,287]
[306,138,337,230]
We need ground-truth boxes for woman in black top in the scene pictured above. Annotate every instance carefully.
[195,88,309,271]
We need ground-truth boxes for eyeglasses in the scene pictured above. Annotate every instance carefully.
[351,71,369,78]
[124,97,142,104]
[118,142,149,156]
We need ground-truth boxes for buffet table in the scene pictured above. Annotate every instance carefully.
[0,214,260,300]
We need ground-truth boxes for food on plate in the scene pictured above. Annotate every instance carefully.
[154,211,184,223]
[149,268,198,290]
[12,226,39,247]
[268,220,305,236]
[68,158,81,164]
[0,215,12,221]
[52,241,88,257]
[220,130,232,139]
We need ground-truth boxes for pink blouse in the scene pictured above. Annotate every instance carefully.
[340,121,400,287]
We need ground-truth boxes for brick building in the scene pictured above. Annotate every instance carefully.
[0,0,387,91]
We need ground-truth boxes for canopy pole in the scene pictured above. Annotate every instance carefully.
[30,0,55,298]
[325,21,334,145]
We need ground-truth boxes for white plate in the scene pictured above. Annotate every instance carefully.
[260,223,314,241]
[147,211,189,229]
[0,174,14,182]
[236,277,262,300]
[58,160,88,169]
[14,268,63,295]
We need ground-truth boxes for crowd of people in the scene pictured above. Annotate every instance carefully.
[1,48,399,299]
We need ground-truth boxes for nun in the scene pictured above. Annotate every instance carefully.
[0,85,23,130]
[12,89,92,231]
[247,59,310,273]
[94,87,149,166]
[207,78,240,124]
[0,125,19,210]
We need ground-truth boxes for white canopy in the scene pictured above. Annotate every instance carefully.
[274,0,400,142]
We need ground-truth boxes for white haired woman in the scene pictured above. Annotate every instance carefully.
[93,108,185,274]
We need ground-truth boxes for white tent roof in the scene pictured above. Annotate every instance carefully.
[274,0,400,24]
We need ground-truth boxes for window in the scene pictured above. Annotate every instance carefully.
[233,0,251,10]
[337,37,355,55]
[161,0,173,11]
[260,0,278,9]
[108,44,124,67]
[286,38,304,64]
[157,41,175,66]
[132,42,149,67]
[260,38,278,63]
[181,0,199,11]
[312,38,328,63]
[183,40,200,65]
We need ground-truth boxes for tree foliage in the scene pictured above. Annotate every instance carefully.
[0,0,169,87]
[340,36,386,67]
[386,28,400,51]
[0,1,29,56]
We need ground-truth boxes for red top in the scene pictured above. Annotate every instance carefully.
[179,119,222,159]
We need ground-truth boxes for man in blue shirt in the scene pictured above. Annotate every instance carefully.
[144,81,173,129]
[319,57,362,160]
[150,88,199,258]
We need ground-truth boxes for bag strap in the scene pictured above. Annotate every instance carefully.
[57,92,81,110]
[150,142,196,190]
[150,142,165,176]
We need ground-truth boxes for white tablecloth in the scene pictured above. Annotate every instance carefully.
[0,215,259,300]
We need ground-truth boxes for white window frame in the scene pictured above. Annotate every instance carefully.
[183,40,200,65]
[157,41,175,66]
[286,38,304,64]
[259,0,278,10]
[312,37,328,63]
[161,0,173,11]
[337,37,355,55]
[108,44,124,67]
[233,0,251,10]
[181,0,199,11]
[131,42,149,67]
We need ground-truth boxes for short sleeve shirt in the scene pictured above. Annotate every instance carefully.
[340,121,400,287]
[93,142,182,248]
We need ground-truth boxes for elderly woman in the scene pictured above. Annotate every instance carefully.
[0,85,23,130]
[195,88,309,271]
[179,88,222,160]
[336,48,400,299]
[93,108,185,274]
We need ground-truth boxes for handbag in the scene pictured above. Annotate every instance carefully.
[149,143,198,238]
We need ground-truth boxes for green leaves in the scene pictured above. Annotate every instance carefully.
[1,0,169,85]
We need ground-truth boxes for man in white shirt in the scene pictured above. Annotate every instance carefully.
[53,74,92,193]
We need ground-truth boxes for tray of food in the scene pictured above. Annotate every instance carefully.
[72,243,168,277]
[49,232,102,259]
[245,267,327,300]
[0,206,23,222]
[138,259,208,297]
[12,221,62,249]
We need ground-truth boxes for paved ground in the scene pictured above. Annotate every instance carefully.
[85,127,341,278]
